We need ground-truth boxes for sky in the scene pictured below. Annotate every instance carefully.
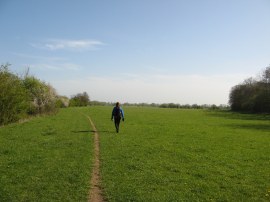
[1,0,270,105]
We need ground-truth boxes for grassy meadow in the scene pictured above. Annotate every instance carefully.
[0,108,94,201]
[0,106,270,201]
[87,106,270,201]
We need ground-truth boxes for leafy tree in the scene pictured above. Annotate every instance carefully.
[229,66,270,113]
[69,92,90,107]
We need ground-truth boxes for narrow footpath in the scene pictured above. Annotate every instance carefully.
[86,115,104,202]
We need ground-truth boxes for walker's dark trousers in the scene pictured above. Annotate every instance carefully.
[114,117,121,133]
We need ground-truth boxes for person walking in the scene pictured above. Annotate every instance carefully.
[111,102,124,133]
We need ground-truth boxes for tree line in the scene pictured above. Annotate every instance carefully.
[229,66,270,113]
[0,64,59,125]
[86,101,229,110]
[2,62,269,125]
[0,63,92,125]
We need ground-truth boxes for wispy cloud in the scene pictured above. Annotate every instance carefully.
[31,39,105,51]
[12,52,81,71]
[11,52,65,61]
[28,63,80,71]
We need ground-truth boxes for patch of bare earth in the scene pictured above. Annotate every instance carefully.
[87,116,104,202]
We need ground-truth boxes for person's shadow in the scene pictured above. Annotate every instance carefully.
[71,130,95,133]
[71,130,114,134]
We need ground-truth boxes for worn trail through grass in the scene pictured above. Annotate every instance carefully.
[86,115,104,202]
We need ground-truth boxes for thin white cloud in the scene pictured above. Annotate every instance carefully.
[11,52,65,61]
[31,39,105,51]
[28,63,80,71]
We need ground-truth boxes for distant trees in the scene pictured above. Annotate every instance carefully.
[69,92,90,107]
[0,64,58,125]
[229,66,270,113]
[159,103,227,110]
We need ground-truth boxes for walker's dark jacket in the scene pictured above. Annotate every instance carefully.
[111,107,124,120]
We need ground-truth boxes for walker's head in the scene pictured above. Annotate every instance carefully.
[116,102,120,107]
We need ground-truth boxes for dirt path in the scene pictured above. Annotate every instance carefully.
[86,115,104,202]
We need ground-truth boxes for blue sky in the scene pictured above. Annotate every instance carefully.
[1,0,270,104]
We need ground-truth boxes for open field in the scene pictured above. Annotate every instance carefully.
[86,106,270,201]
[0,108,93,201]
[1,106,270,201]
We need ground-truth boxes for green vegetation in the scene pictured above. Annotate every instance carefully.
[69,92,90,107]
[0,64,28,124]
[229,66,270,113]
[0,108,93,201]
[87,106,270,201]
[0,64,59,125]
[1,106,269,201]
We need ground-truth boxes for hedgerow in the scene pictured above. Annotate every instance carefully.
[0,63,58,125]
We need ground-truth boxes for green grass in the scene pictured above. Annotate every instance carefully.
[86,106,270,201]
[0,108,93,201]
[1,106,270,201]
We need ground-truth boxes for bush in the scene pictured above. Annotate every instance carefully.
[0,64,28,124]
[55,96,69,108]
[23,76,58,114]
[0,64,59,125]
